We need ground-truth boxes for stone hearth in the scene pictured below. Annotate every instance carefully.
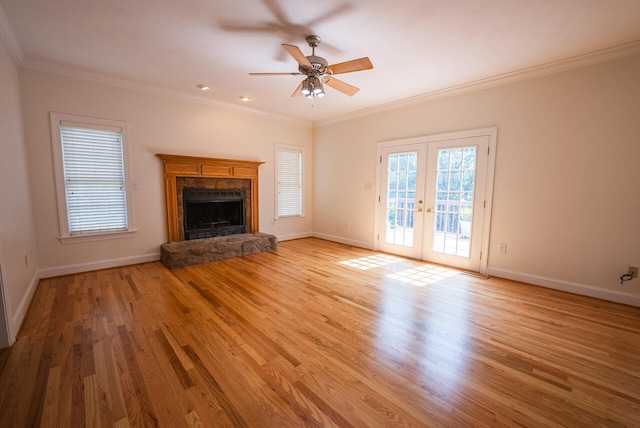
[161,233,277,269]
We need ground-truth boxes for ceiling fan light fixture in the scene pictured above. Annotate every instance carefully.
[310,76,323,94]
[301,78,312,95]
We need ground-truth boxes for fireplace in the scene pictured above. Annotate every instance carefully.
[183,188,246,240]
[157,154,276,268]
[156,154,264,242]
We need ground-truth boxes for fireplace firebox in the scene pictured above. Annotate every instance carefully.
[183,188,246,240]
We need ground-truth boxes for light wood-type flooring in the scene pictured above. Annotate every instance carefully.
[1,238,639,427]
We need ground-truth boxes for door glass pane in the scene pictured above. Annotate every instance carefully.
[432,147,476,257]
[386,152,417,247]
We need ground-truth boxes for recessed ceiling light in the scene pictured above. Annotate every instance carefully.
[240,96,250,102]
[196,84,211,91]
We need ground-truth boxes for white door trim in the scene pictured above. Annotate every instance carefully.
[0,219,14,348]
[374,127,497,275]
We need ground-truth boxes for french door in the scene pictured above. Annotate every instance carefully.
[376,129,495,273]
[377,144,427,259]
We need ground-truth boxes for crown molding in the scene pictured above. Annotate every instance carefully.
[1,1,307,126]
[10,27,640,130]
[315,40,640,128]
[18,58,312,129]
[0,4,24,65]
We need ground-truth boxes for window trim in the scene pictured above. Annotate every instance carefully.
[274,143,305,221]
[50,112,137,243]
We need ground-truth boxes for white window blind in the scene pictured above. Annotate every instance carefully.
[276,147,302,218]
[60,124,128,235]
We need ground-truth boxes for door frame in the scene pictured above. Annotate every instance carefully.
[374,127,497,275]
[0,219,13,348]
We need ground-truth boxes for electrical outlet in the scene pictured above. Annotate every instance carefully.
[629,266,639,279]
[499,243,507,253]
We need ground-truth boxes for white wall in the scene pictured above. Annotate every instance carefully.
[313,54,640,306]
[19,69,313,277]
[0,39,39,347]
[9,46,640,334]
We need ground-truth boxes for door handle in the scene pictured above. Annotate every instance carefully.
[425,208,433,214]
[415,208,423,213]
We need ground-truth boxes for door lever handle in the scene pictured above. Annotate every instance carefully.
[415,208,423,213]
[425,208,434,213]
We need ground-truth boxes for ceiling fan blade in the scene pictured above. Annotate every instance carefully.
[327,57,373,75]
[282,44,312,68]
[249,72,302,76]
[219,23,275,33]
[324,77,360,96]
[264,0,290,24]
[291,81,304,97]
[305,3,353,27]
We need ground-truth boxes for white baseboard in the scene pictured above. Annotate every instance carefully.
[9,269,40,345]
[39,252,160,279]
[488,267,640,307]
[311,232,373,250]
[276,232,313,242]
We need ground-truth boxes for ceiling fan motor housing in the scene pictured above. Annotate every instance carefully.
[300,55,328,75]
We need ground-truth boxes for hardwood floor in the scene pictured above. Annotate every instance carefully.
[1,238,639,427]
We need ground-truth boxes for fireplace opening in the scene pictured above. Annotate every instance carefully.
[183,188,246,240]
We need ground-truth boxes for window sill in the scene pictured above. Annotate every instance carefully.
[274,216,306,224]
[58,229,137,244]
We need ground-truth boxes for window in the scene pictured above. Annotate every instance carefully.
[275,144,303,218]
[50,112,136,242]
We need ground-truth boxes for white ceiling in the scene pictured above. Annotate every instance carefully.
[2,0,640,123]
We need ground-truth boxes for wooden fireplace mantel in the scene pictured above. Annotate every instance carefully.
[156,154,264,242]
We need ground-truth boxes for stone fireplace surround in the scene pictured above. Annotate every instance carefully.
[177,176,251,241]
[156,154,277,268]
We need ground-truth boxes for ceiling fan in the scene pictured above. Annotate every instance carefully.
[249,35,373,98]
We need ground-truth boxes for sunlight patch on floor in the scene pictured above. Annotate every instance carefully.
[387,264,459,286]
[339,254,405,270]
